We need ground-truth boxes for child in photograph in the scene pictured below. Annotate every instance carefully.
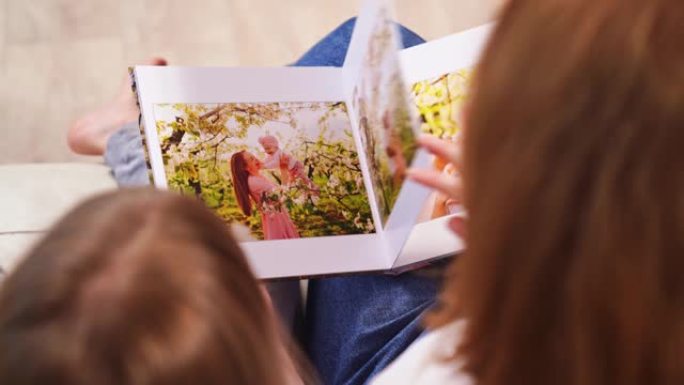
[259,135,311,186]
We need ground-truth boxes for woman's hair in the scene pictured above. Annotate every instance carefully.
[231,151,253,216]
[0,189,303,385]
[431,0,684,384]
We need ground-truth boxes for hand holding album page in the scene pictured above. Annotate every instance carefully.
[132,0,493,279]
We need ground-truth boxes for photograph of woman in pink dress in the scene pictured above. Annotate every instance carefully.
[230,150,300,240]
[154,101,375,240]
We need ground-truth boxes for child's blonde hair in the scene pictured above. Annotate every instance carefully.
[258,135,279,148]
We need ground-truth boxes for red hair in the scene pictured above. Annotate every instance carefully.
[231,151,253,216]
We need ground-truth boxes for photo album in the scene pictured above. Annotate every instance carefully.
[132,0,493,279]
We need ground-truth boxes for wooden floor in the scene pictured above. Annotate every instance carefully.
[0,0,499,164]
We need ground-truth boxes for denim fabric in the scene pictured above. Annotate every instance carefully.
[105,17,438,385]
[294,18,425,67]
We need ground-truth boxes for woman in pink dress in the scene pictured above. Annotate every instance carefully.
[230,150,300,240]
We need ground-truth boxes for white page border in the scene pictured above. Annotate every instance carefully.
[391,24,494,267]
[135,66,391,278]
[400,23,494,84]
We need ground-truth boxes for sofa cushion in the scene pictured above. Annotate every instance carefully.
[0,163,116,272]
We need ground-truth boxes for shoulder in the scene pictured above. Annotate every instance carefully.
[370,321,472,385]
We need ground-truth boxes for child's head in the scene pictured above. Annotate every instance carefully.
[258,135,280,155]
[0,189,306,385]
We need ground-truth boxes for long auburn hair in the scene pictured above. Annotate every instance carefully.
[0,189,311,385]
[431,0,684,385]
[231,151,253,216]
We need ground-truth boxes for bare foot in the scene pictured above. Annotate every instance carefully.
[67,57,167,155]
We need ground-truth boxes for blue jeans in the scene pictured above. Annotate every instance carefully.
[105,18,439,385]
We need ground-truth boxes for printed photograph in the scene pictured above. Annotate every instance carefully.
[153,101,375,241]
[411,68,473,139]
[411,68,473,221]
[354,6,418,225]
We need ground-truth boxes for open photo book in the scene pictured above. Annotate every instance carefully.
[132,0,493,279]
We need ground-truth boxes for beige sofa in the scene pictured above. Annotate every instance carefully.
[0,163,117,273]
